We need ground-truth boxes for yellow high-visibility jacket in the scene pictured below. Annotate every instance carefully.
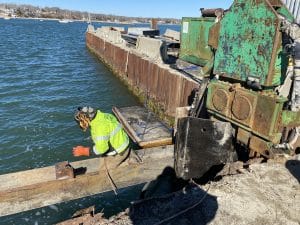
[90,110,129,155]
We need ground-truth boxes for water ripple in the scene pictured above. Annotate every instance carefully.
[0,19,141,175]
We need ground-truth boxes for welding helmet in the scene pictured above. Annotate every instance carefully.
[74,106,96,131]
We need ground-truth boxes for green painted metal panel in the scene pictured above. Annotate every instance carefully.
[206,80,286,142]
[179,17,215,67]
[214,0,287,86]
[281,110,300,127]
[276,7,294,23]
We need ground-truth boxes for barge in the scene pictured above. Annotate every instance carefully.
[85,25,198,123]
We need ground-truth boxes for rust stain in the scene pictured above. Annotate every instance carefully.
[86,33,199,118]
[208,22,220,49]
[249,135,273,158]
[212,89,229,112]
[231,95,252,121]
[253,96,276,137]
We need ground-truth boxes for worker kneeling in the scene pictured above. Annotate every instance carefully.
[73,106,130,169]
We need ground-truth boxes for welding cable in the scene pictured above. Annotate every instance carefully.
[104,158,118,195]
[153,180,211,225]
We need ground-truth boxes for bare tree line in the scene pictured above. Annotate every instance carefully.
[0,3,181,24]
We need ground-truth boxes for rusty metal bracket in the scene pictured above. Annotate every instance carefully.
[249,136,273,158]
[55,161,75,180]
[189,78,210,118]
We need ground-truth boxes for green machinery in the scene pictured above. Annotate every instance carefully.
[177,0,300,164]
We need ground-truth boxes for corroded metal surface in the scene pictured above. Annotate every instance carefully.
[55,161,74,180]
[231,95,252,121]
[281,110,300,127]
[175,117,235,179]
[86,32,198,118]
[207,80,285,143]
[208,22,221,50]
[179,17,215,68]
[0,145,174,216]
[213,0,294,86]
[231,88,257,127]
[236,128,251,146]
[249,135,273,158]
[212,88,229,112]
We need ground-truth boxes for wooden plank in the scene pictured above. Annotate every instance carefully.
[0,158,100,191]
[139,138,173,148]
[112,106,172,148]
[0,145,174,217]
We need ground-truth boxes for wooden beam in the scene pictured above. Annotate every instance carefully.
[0,145,174,217]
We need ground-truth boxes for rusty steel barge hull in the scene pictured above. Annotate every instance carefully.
[85,31,198,122]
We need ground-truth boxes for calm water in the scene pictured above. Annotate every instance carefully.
[0,18,143,173]
[0,18,179,224]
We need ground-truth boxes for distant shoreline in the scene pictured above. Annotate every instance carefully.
[0,16,180,25]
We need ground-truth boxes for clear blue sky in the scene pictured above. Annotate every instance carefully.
[1,0,233,18]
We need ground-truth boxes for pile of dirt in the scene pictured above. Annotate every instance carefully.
[203,159,300,225]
